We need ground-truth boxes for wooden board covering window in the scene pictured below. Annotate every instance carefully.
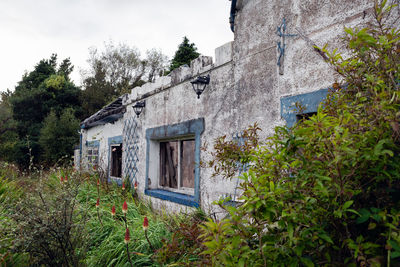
[160,140,195,190]
[160,141,178,188]
[180,140,195,188]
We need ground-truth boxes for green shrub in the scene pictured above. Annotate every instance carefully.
[201,1,400,266]
[6,170,89,266]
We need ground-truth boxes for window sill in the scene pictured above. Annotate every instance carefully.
[145,189,199,208]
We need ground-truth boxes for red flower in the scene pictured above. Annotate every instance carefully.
[96,198,100,208]
[111,205,116,216]
[143,216,149,231]
[60,176,64,183]
[97,179,100,186]
[64,175,68,182]
[122,182,125,191]
[124,228,130,244]
[122,201,128,214]
[134,181,138,190]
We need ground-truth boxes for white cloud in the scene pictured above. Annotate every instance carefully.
[0,0,233,92]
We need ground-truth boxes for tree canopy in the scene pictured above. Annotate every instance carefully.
[5,54,81,168]
[169,36,200,72]
[80,41,168,119]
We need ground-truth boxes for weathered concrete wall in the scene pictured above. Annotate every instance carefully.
[81,0,383,216]
[123,41,237,215]
[82,119,123,174]
[232,0,373,137]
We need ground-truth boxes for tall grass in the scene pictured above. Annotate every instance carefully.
[0,162,30,266]
[0,164,204,266]
[77,177,171,266]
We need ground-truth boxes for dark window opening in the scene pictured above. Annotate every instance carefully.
[160,140,195,190]
[111,144,122,178]
[296,112,317,122]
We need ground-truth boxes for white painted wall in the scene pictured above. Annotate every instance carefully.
[82,119,124,176]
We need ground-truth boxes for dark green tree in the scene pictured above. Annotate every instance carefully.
[39,108,80,165]
[9,54,81,168]
[0,90,18,162]
[169,37,200,72]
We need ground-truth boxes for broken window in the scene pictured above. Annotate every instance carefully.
[296,112,317,122]
[110,144,122,178]
[159,139,195,192]
[87,147,99,166]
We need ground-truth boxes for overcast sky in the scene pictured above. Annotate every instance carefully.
[0,0,233,92]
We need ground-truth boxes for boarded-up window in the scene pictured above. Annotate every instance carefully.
[111,144,122,178]
[160,140,195,190]
[180,140,195,188]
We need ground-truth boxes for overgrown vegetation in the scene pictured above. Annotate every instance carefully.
[0,164,206,266]
[201,1,400,266]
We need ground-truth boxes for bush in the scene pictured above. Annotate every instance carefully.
[201,1,400,266]
[7,170,89,266]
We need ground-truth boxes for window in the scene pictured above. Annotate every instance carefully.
[86,140,99,168]
[281,88,329,127]
[145,118,204,207]
[296,112,317,122]
[87,147,99,166]
[110,144,122,178]
[108,135,123,180]
[159,139,195,194]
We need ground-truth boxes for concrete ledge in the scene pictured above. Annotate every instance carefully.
[145,189,199,207]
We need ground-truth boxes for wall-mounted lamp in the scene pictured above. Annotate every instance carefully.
[190,74,210,99]
[132,101,145,117]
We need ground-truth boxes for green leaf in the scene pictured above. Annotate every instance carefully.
[356,209,371,224]
[343,200,354,210]
[319,233,334,244]
[269,180,275,191]
[301,257,315,267]
[391,251,400,259]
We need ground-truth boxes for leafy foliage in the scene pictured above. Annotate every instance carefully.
[39,108,80,165]
[201,2,400,266]
[80,41,168,119]
[154,209,211,265]
[169,36,200,72]
[6,171,88,266]
[8,54,81,168]
[0,91,18,162]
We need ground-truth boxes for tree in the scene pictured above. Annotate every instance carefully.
[39,109,80,165]
[80,41,168,118]
[201,2,400,266]
[169,37,200,72]
[0,90,18,162]
[9,54,81,168]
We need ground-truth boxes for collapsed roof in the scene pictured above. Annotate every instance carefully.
[80,96,125,129]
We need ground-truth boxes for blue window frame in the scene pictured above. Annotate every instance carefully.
[280,88,329,127]
[144,118,204,208]
[86,140,100,167]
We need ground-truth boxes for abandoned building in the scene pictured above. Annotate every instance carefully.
[76,0,376,215]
